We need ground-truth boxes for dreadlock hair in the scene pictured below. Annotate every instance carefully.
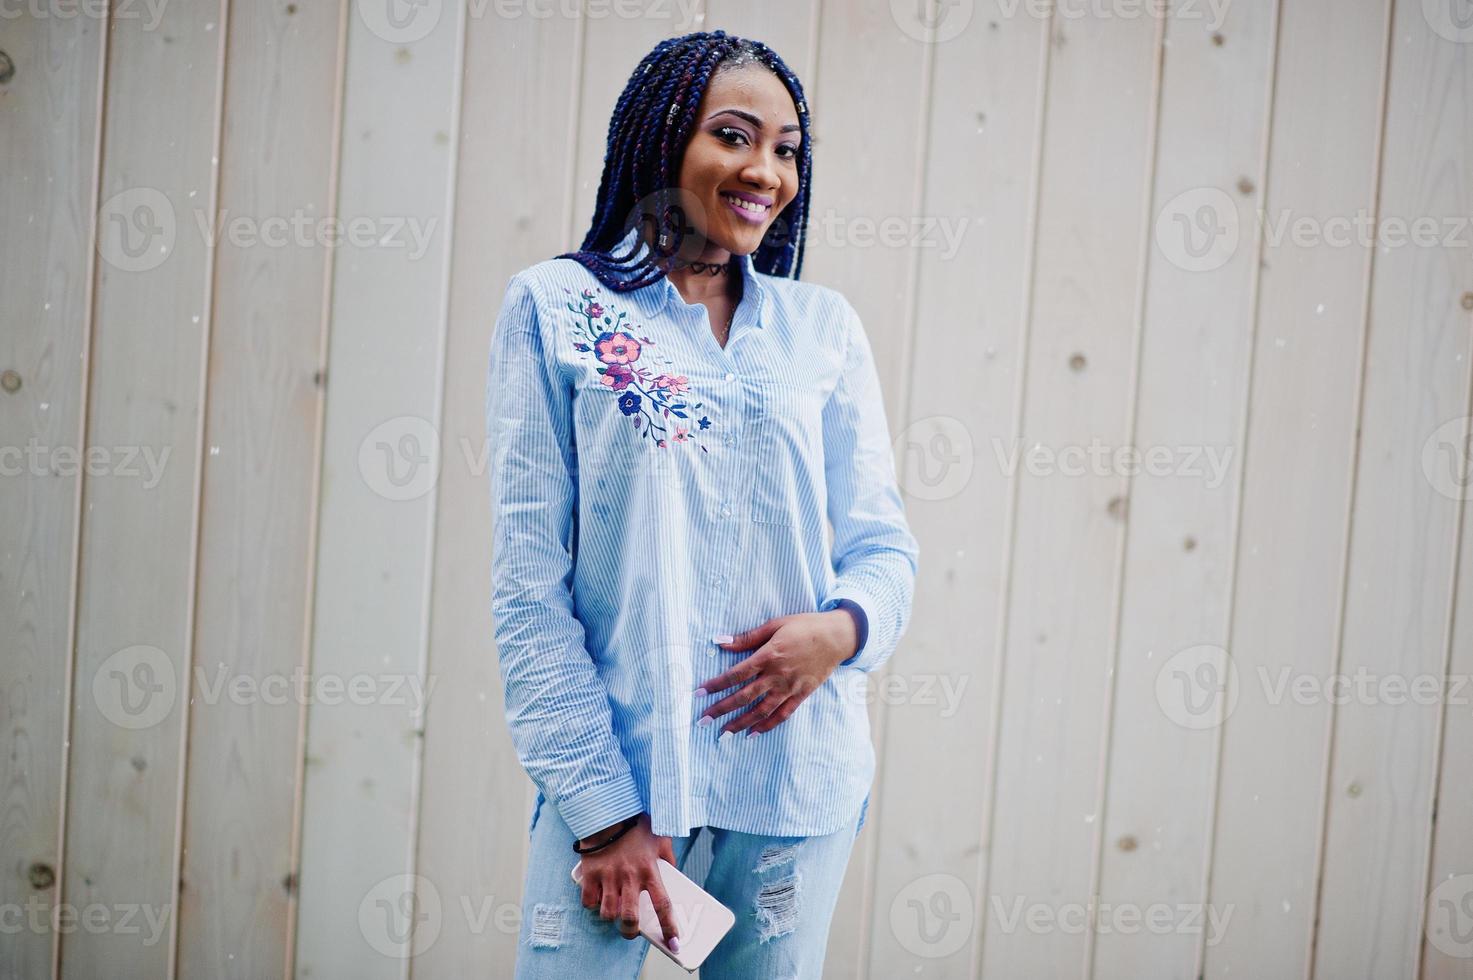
[555,30,813,293]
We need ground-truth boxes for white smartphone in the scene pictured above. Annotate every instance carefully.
[570,856,735,972]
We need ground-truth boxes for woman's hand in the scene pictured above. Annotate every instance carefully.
[576,813,681,950]
[694,610,860,737]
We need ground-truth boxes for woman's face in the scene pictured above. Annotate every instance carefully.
[675,64,802,258]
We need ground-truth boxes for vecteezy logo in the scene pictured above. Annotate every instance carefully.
[1421,416,1473,501]
[1154,187,1240,273]
[358,416,442,501]
[359,873,443,957]
[1427,874,1473,958]
[890,0,974,43]
[1155,644,1238,730]
[94,645,176,730]
[890,872,973,958]
[97,187,177,273]
[1422,0,1473,43]
[897,415,973,502]
[357,0,442,44]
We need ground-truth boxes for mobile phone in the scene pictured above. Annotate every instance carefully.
[570,856,735,972]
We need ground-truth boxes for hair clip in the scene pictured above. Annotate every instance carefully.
[666,102,679,126]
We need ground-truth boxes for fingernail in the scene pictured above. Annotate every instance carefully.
[745,729,760,739]
[693,687,708,696]
[669,936,681,952]
[697,715,713,727]
[712,634,733,644]
[718,729,732,743]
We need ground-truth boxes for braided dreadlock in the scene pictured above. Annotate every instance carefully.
[555,30,813,293]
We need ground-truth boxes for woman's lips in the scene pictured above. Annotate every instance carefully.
[721,191,769,225]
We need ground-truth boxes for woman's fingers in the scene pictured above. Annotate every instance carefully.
[700,678,770,729]
[599,873,620,922]
[646,871,680,949]
[726,694,793,734]
[581,876,601,912]
[618,879,642,939]
[749,686,816,734]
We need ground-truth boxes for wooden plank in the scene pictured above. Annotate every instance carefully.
[172,3,346,979]
[791,3,932,978]
[1089,2,1275,978]
[57,3,226,978]
[0,10,105,980]
[411,6,583,977]
[1200,3,1391,977]
[977,8,1161,978]
[861,2,1049,978]
[290,2,465,975]
[1311,0,1473,972]
[1423,395,1473,980]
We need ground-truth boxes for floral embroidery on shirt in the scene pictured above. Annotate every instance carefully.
[563,287,714,450]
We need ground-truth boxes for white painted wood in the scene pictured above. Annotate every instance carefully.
[1200,2,1392,978]
[1311,0,1473,973]
[1422,394,1473,980]
[795,3,933,977]
[290,1,465,976]
[1091,3,1276,979]
[56,3,226,978]
[976,9,1162,979]
[411,6,585,977]
[10,7,1471,980]
[174,3,346,979]
[865,3,1049,978]
[0,11,104,980]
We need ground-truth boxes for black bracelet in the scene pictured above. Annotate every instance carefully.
[571,814,640,854]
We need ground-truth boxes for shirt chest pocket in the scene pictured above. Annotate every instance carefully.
[747,380,824,526]
[574,380,709,499]
[573,386,650,486]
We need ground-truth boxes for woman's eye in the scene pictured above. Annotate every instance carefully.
[715,127,800,161]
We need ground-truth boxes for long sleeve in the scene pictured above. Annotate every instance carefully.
[485,271,644,841]
[818,297,921,673]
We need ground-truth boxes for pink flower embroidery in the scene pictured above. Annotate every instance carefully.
[563,288,714,452]
[595,331,641,365]
[652,374,690,397]
[598,363,636,391]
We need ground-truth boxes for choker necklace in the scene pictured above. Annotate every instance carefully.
[657,256,729,276]
[685,260,729,276]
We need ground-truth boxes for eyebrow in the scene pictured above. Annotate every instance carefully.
[708,108,802,135]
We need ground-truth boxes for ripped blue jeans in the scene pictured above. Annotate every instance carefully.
[512,791,869,979]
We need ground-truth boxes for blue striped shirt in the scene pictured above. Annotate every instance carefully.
[485,226,920,840]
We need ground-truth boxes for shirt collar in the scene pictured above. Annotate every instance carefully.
[611,224,768,330]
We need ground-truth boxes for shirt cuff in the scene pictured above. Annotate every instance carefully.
[553,773,646,842]
[821,596,871,668]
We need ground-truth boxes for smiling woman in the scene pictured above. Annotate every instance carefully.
[486,29,919,980]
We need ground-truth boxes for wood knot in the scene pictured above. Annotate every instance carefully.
[28,862,56,890]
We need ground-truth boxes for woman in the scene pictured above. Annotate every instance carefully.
[486,29,919,978]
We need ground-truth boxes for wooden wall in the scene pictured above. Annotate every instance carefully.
[1,1,1470,977]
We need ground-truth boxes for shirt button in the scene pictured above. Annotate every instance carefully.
[720,505,731,518]
[723,372,735,381]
